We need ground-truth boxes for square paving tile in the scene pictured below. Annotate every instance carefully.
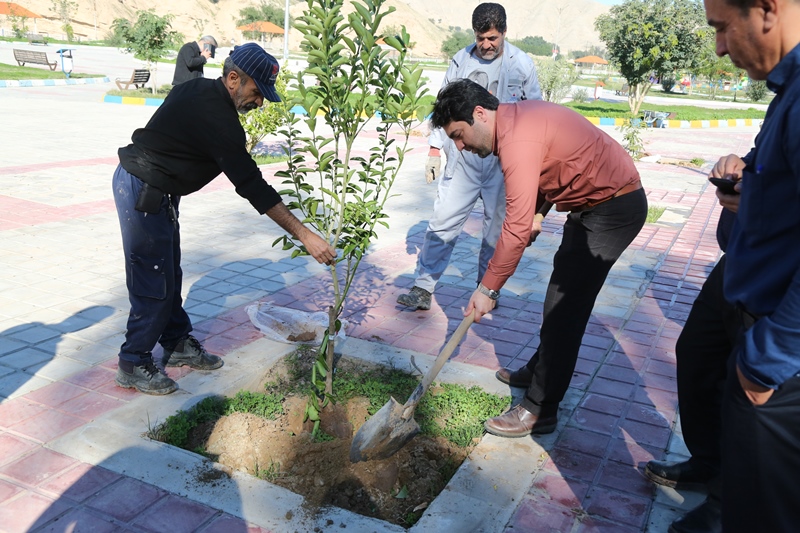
[0,447,76,486]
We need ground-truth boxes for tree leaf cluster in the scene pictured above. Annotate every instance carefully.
[534,58,579,103]
[112,10,177,66]
[596,0,706,113]
[440,29,474,59]
[274,0,430,420]
[509,35,554,57]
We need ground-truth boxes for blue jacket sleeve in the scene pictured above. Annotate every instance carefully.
[737,103,800,388]
[739,267,800,388]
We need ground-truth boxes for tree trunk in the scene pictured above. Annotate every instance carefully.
[325,305,336,395]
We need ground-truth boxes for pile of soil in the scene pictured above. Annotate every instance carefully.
[184,356,473,527]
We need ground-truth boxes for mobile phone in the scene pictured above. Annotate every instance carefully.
[708,177,739,195]
[203,43,216,58]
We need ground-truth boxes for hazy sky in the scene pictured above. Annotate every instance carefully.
[594,0,624,5]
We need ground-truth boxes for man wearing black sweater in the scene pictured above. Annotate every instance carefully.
[172,35,217,85]
[113,43,335,395]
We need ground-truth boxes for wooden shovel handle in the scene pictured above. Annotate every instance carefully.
[401,314,474,419]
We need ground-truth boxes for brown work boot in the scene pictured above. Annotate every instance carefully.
[484,405,558,437]
[496,366,534,388]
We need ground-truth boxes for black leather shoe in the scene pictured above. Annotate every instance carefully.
[496,366,534,388]
[668,497,722,533]
[484,405,557,437]
[645,460,714,489]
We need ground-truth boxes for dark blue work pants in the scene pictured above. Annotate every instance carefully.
[112,164,191,366]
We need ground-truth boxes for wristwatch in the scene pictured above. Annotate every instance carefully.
[477,283,500,300]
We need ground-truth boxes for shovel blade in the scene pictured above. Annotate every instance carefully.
[349,397,421,463]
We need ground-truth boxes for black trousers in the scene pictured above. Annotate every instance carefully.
[522,188,647,417]
[721,343,800,531]
[112,164,192,366]
[674,255,738,498]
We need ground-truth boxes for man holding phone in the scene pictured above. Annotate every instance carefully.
[172,35,218,86]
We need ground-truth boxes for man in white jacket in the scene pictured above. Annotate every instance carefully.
[397,2,541,310]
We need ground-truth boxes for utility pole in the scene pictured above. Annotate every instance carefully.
[553,5,568,59]
[283,0,290,61]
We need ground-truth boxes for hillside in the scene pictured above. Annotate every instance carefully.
[11,0,609,58]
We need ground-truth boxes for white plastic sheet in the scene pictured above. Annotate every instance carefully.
[246,302,348,346]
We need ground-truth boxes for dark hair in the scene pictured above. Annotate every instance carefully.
[472,3,507,34]
[431,79,500,130]
[223,56,251,84]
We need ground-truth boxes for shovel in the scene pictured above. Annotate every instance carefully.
[350,313,474,463]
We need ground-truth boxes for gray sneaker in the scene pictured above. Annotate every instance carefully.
[397,286,432,310]
[162,335,223,370]
[115,360,178,395]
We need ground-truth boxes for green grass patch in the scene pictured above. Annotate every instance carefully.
[253,154,289,165]
[149,390,284,448]
[152,346,511,452]
[0,62,103,80]
[106,85,171,98]
[690,157,705,166]
[564,100,766,120]
[647,205,666,224]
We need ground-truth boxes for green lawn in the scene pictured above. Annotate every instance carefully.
[564,100,766,120]
[0,62,104,80]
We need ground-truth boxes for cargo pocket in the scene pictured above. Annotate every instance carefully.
[129,254,167,299]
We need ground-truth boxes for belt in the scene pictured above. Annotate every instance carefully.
[571,180,642,212]
[736,304,762,331]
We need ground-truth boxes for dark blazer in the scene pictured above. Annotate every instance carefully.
[172,42,206,85]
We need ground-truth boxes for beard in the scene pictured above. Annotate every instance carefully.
[237,102,258,114]
[234,82,259,114]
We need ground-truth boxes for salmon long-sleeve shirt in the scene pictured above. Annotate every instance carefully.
[481,100,641,291]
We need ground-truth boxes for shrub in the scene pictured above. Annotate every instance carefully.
[661,76,676,93]
[746,80,768,102]
[534,58,578,103]
[617,119,646,160]
[571,87,590,103]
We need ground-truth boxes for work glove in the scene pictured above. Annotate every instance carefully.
[425,156,441,184]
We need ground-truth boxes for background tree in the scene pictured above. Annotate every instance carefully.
[509,35,554,56]
[534,57,579,103]
[692,28,738,99]
[238,1,291,40]
[112,11,177,94]
[595,0,705,114]
[440,29,474,59]
[8,11,29,39]
[276,0,429,432]
[50,0,77,42]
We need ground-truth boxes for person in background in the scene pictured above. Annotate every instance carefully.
[396,2,540,311]
[172,35,218,85]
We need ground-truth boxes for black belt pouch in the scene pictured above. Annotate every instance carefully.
[135,183,165,214]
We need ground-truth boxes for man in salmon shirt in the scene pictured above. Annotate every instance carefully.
[430,78,647,437]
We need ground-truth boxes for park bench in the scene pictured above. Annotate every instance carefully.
[615,83,629,97]
[27,33,47,45]
[13,49,57,70]
[115,68,150,91]
[115,69,151,90]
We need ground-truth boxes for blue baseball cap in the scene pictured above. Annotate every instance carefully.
[229,43,281,102]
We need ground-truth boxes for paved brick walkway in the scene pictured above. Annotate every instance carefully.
[0,46,759,532]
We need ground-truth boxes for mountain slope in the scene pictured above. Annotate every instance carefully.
[13,0,608,58]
